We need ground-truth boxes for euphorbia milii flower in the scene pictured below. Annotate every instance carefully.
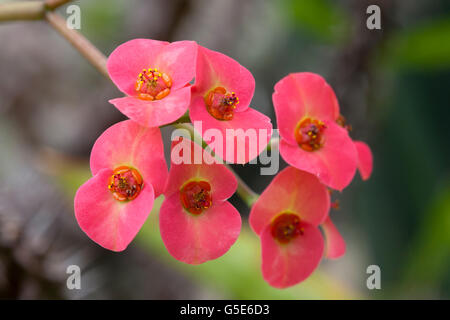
[159,137,241,264]
[321,216,346,259]
[249,166,330,288]
[74,120,168,251]
[107,39,197,127]
[189,45,272,164]
[273,72,358,190]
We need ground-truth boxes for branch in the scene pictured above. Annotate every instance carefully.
[45,0,72,10]
[0,1,45,21]
[45,11,108,78]
[0,0,71,22]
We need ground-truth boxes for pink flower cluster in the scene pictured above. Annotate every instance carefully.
[74,39,373,289]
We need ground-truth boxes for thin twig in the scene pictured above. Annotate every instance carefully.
[45,11,108,78]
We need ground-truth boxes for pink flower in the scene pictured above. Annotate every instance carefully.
[74,120,168,251]
[321,216,346,259]
[159,137,241,264]
[273,72,358,190]
[107,39,197,127]
[189,45,272,164]
[249,166,330,288]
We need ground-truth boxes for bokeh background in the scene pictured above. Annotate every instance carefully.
[0,0,449,299]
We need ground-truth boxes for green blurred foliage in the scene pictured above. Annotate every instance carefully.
[386,17,450,70]
[282,0,349,43]
[403,184,450,294]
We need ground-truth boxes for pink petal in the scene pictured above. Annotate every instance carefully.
[273,72,339,144]
[321,217,346,259]
[250,166,330,235]
[159,193,241,264]
[354,141,373,180]
[192,45,254,112]
[74,168,155,252]
[154,40,197,90]
[261,222,324,288]
[165,138,237,201]
[90,120,167,196]
[109,86,191,128]
[279,121,357,191]
[189,96,272,164]
[107,39,168,96]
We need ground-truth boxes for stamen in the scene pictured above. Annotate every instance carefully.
[180,180,212,215]
[271,213,303,244]
[135,68,172,101]
[108,166,143,201]
[295,118,326,151]
[205,87,240,121]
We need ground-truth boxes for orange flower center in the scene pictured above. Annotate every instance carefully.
[135,68,172,101]
[204,86,239,121]
[108,166,143,201]
[271,213,304,244]
[180,180,212,215]
[295,118,326,152]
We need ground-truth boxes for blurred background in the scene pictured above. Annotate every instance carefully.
[0,0,449,299]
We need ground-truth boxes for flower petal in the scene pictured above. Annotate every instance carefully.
[159,193,241,264]
[74,168,155,252]
[109,85,191,128]
[190,95,272,164]
[107,39,168,96]
[90,120,167,196]
[273,72,339,144]
[154,40,197,90]
[354,140,373,180]
[192,45,254,112]
[250,166,330,235]
[279,121,357,191]
[165,137,237,201]
[261,222,324,288]
[321,217,346,259]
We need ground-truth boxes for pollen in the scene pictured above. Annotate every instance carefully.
[180,180,212,215]
[135,67,172,101]
[295,118,326,152]
[271,213,304,244]
[108,166,144,201]
[204,86,240,121]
